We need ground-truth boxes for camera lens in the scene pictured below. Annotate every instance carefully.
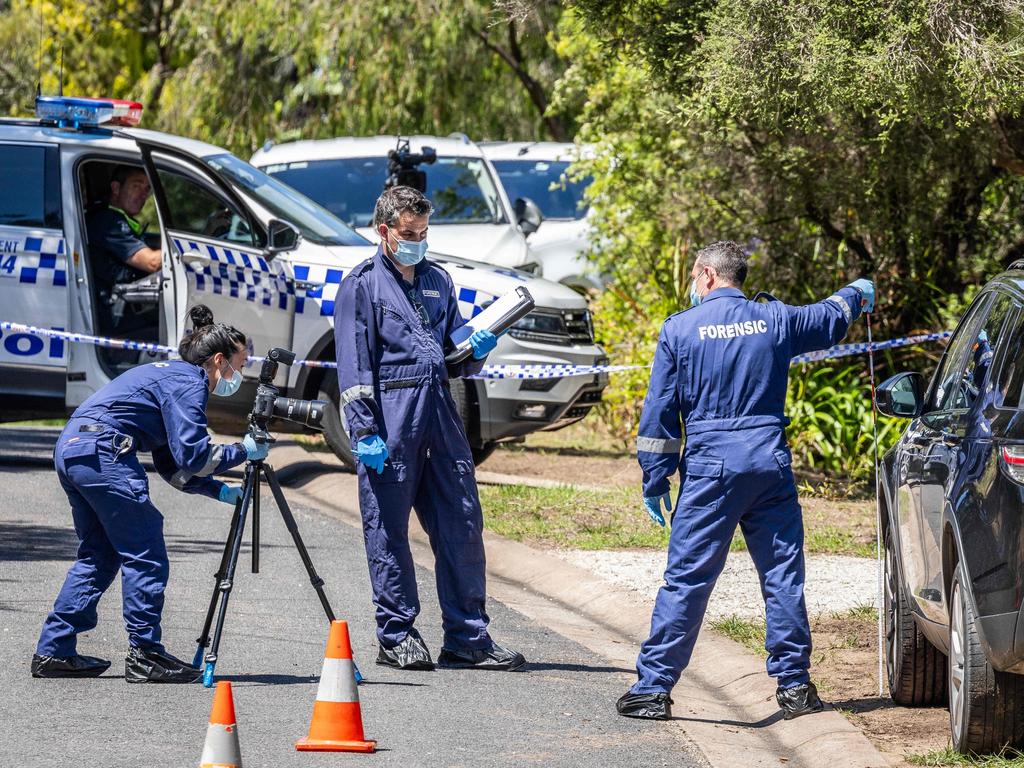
[271,397,327,430]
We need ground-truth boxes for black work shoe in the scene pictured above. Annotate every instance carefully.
[437,642,526,671]
[124,646,201,683]
[776,682,824,720]
[31,653,111,678]
[376,629,435,671]
[616,691,673,720]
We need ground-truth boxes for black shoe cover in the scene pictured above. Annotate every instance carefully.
[437,642,526,671]
[616,691,673,720]
[31,653,111,678]
[776,681,824,720]
[125,646,201,683]
[376,629,434,671]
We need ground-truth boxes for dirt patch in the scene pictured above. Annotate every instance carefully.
[485,443,642,487]
[811,613,950,766]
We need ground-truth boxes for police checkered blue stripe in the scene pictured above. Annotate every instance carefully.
[15,236,67,287]
[0,322,954,380]
[173,237,293,311]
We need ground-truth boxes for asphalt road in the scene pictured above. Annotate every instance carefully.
[0,429,704,768]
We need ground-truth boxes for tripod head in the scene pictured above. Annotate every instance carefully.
[247,347,328,444]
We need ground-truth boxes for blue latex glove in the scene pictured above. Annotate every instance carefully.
[643,493,672,527]
[218,484,242,505]
[469,329,498,360]
[849,278,875,313]
[243,434,269,461]
[356,435,388,474]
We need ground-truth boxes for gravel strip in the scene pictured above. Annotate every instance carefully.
[553,549,880,620]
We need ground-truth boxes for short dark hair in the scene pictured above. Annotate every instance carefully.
[373,185,434,228]
[695,240,749,286]
[110,165,147,187]
[178,304,247,366]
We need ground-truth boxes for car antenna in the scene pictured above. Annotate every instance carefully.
[35,0,43,97]
[58,45,64,97]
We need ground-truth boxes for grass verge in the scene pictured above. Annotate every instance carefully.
[907,748,1024,766]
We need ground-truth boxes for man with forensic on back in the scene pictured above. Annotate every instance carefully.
[616,240,875,721]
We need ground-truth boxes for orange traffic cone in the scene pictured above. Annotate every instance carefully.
[200,681,242,768]
[295,620,376,753]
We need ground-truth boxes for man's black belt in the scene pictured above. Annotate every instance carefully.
[380,378,451,391]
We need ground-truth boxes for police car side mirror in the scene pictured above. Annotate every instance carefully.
[266,219,300,255]
[514,197,543,237]
[876,372,925,419]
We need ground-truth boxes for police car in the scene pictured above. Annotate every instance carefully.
[0,97,607,466]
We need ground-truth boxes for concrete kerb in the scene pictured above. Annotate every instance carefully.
[267,442,891,768]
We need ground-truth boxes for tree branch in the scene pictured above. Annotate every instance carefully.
[803,203,873,268]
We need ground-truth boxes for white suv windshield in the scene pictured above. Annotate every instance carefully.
[261,156,507,228]
[490,160,591,221]
[205,153,369,246]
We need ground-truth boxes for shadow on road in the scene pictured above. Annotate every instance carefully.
[523,661,635,675]
[829,696,896,714]
[672,710,785,728]
[0,520,79,561]
[218,673,320,685]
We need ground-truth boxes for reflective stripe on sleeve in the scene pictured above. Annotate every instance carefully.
[826,294,852,324]
[636,436,682,454]
[340,384,374,407]
[193,444,223,477]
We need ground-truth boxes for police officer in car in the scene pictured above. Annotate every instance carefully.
[86,165,163,338]
[335,186,525,672]
[616,241,875,721]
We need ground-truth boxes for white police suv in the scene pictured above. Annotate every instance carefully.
[0,97,607,465]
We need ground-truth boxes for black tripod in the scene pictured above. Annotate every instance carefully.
[193,456,349,687]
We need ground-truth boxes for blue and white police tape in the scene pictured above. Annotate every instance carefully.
[0,321,954,380]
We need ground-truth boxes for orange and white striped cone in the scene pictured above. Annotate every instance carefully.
[295,620,376,753]
[200,681,242,768]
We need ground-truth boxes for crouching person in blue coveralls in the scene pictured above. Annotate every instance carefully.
[33,305,269,682]
[335,186,525,672]
[616,241,875,720]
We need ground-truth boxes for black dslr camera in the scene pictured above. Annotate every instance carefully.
[248,347,327,443]
[385,137,437,193]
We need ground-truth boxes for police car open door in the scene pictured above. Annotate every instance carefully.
[0,142,69,401]
[135,141,294,384]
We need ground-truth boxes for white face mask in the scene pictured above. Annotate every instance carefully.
[213,363,242,397]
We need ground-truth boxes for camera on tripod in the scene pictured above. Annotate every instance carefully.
[249,347,327,443]
[385,137,436,193]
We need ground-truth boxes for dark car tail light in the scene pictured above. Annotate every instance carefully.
[1000,446,1024,483]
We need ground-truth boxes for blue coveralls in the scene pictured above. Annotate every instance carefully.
[334,246,491,652]
[36,360,246,657]
[630,285,863,694]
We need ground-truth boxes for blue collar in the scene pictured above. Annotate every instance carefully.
[375,244,429,284]
[701,287,747,304]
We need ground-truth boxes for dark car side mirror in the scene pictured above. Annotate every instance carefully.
[876,372,925,418]
[266,219,300,255]
[513,196,543,237]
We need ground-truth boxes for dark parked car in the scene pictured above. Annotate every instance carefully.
[877,264,1024,753]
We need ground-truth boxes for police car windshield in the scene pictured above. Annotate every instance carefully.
[490,160,590,221]
[260,156,507,228]
[204,154,369,246]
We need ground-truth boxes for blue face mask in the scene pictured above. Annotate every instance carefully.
[213,364,242,398]
[690,280,702,307]
[389,231,428,266]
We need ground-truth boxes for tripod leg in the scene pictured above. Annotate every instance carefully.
[202,463,257,687]
[252,467,261,574]
[262,464,364,682]
[193,475,247,668]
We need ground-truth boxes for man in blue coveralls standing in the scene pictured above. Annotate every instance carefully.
[616,241,875,720]
[335,186,525,672]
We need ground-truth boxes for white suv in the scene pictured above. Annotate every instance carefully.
[0,99,607,466]
[480,141,602,293]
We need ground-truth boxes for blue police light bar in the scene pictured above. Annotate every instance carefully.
[35,96,143,128]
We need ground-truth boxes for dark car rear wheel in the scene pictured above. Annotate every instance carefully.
[949,564,1024,754]
[448,378,496,466]
[885,528,948,705]
[318,376,356,471]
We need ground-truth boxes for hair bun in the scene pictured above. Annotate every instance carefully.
[188,304,215,329]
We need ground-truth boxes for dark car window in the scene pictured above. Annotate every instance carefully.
[262,156,506,228]
[995,305,1024,408]
[934,293,1013,412]
[490,159,591,220]
[157,167,257,247]
[0,144,61,228]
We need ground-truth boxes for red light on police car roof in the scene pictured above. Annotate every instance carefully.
[76,97,143,127]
